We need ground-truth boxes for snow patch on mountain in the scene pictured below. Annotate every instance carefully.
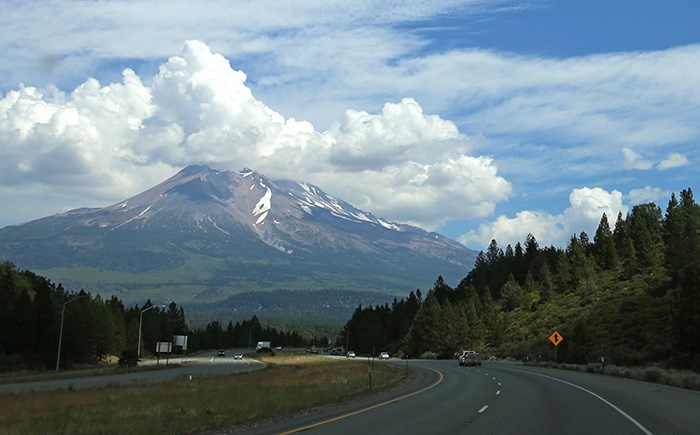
[378,219,400,230]
[253,181,272,225]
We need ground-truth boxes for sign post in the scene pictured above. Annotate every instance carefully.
[549,331,564,363]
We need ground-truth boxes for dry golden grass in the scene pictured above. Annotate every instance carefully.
[0,355,405,435]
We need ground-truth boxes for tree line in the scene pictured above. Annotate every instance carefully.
[0,264,190,370]
[188,315,320,350]
[0,263,316,371]
[341,189,700,371]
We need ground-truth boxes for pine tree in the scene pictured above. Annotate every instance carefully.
[513,242,525,282]
[664,192,683,280]
[614,212,637,278]
[407,292,443,357]
[566,234,596,292]
[673,189,700,369]
[593,213,618,270]
[679,189,700,268]
[432,275,451,304]
[629,203,663,270]
[500,274,527,311]
[486,239,503,265]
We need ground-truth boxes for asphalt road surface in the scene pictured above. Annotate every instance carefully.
[226,359,700,435]
[0,348,263,393]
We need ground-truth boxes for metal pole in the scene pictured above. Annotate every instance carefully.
[138,305,162,359]
[55,295,86,372]
[138,309,145,359]
[55,304,67,372]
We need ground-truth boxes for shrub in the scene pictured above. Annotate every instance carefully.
[585,363,603,374]
[641,367,663,383]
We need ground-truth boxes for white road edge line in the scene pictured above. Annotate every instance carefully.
[478,405,489,413]
[515,369,653,435]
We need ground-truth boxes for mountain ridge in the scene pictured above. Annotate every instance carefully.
[0,165,477,321]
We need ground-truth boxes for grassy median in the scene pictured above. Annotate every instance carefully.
[0,354,406,435]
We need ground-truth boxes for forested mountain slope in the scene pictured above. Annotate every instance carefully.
[341,189,700,371]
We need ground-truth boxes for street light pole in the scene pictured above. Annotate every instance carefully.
[55,294,86,372]
[138,304,164,359]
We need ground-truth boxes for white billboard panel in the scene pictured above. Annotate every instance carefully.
[156,342,172,353]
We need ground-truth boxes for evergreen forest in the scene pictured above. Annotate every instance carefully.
[340,189,700,371]
[0,264,314,371]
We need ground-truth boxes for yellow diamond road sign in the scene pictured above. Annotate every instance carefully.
[549,331,563,346]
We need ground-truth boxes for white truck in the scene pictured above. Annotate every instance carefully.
[255,341,271,351]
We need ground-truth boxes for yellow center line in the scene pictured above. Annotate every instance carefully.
[279,368,444,434]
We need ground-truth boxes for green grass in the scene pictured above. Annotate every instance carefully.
[0,354,407,435]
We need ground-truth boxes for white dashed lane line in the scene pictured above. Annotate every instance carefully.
[469,368,501,419]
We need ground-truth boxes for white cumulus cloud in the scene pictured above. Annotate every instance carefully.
[461,187,627,248]
[0,40,510,231]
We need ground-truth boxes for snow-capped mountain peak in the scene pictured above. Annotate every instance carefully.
[0,165,476,304]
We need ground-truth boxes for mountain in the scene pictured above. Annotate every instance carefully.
[0,165,477,322]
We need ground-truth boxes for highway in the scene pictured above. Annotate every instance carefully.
[228,359,700,435]
[0,349,263,393]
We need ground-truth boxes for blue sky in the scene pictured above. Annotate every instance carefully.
[0,1,698,250]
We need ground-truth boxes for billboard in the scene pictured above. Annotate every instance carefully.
[174,335,188,350]
[156,342,172,353]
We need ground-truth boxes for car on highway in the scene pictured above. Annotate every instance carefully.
[378,351,390,359]
[233,352,243,360]
[465,352,482,366]
[346,351,356,358]
[217,350,226,357]
[458,350,476,366]
[458,350,481,366]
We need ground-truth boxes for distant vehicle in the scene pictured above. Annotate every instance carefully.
[233,353,243,360]
[217,350,226,357]
[275,346,283,350]
[458,350,476,366]
[256,341,271,351]
[346,351,356,358]
[465,352,482,366]
[459,350,481,366]
[378,352,390,359]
